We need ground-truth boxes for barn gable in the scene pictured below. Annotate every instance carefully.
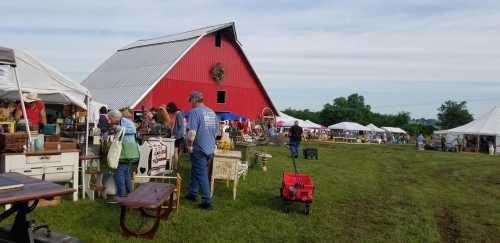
[82,22,276,117]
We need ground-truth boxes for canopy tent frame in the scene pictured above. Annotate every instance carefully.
[0,47,91,155]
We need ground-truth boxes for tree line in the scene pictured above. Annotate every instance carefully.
[282,93,473,136]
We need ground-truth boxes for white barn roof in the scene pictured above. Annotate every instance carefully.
[82,22,271,110]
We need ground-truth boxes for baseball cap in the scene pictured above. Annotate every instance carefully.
[188,91,203,102]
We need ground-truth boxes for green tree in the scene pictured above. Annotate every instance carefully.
[319,93,372,125]
[437,100,473,129]
[282,108,321,124]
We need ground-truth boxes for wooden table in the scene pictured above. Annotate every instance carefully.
[116,182,175,239]
[0,172,76,243]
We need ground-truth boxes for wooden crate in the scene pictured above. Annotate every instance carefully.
[45,135,60,142]
[60,141,77,150]
[44,142,59,150]
[0,133,28,152]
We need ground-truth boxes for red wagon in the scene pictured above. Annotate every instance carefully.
[280,159,314,215]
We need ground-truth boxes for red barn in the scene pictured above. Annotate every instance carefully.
[83,22,276,120]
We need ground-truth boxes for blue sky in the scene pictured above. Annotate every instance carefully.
[2,0,500,119]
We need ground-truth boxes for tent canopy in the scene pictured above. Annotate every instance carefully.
[366,123,385,133]
[382,127,407,134]
[0,48,90,109]
[0,47,16,66]
[434,107,500,136]
[328,122,370,131]
[305,120,324,129]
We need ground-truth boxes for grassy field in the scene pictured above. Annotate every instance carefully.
[5,143,500,242]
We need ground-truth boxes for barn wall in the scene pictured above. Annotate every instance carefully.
[136,32,274,120]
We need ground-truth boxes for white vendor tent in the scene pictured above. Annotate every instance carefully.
[0,47,92,154]
[382,127,408,134]
[366,123,385,133]
[0,48,89,108]
[328,122,370,131]
[276,111,309,128]
[435,107,500,136]
[305,120,324,129]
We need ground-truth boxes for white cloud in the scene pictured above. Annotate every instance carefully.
[1,0,499,118]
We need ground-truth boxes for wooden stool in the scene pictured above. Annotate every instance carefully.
[255,152,272,172]
[116,182,175,239]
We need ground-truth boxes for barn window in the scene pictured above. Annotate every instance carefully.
[217,90,226,103]
[215,32,222,48]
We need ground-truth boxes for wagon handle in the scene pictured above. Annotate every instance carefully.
[292,157,299,174]
[291,157,302,187]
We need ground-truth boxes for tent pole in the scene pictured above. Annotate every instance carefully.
[84,94,90,157]
[12,67,32,146]
[477,135,480,153]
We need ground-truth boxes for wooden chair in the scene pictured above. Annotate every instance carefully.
[132,173,182,213]
[211,150,245,200]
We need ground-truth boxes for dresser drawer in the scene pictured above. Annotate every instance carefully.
[44,165,73,182]
[12,167,44,180]
[26,154,61,164]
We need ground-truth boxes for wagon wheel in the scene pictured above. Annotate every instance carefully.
[283,205,291,214]
[283,201,292,214]
[120,207,162,239]
[304,202,311,215]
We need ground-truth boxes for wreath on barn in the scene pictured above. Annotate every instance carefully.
[211,63,225,84]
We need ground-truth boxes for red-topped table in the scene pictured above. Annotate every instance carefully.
[0,172,76,243]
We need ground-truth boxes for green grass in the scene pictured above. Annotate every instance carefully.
[5,143,500,242]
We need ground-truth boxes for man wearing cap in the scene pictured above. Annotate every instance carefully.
[15,92,46,132]
[185,91,217,209]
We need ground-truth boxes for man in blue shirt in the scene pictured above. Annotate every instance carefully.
[185,91,218,209]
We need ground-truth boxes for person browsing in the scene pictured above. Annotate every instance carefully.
[15,92,46,132]
[185,91,218,210]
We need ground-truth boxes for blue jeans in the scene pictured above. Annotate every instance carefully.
[289,141,300,158]
[188,150,212,205]
[115,162,132,197]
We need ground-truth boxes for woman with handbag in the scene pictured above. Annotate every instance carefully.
[108,109,140,197]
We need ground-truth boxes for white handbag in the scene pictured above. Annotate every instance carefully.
[107,127,125,169]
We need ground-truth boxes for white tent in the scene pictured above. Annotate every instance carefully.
[328,122,370,131]
[0,47,92,154]
[305,120,324,129]
[276,111,309,128]
[0,48,89,108]
[382,127,407,134]
[434,107,500,136]
[366,123,385,133]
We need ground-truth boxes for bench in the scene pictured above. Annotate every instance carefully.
[116,182,175,239]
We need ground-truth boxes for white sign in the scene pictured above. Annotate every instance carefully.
[0,65,9,82]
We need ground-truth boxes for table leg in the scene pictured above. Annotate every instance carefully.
[73,162,79,202]
[82,159,86,200]
[10,201,37,243]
